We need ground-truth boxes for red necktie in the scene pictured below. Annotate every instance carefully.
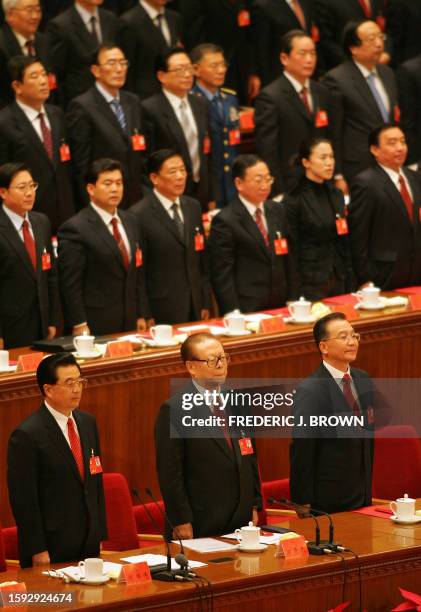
[300,86,312,117]
[111,217,130,270]
[214,396,232,449]
[399,175,413,222]
[358,0,372,17]
[22,219,37,270]
[25,39,35,56]
[290,0,307,29]
[38,112,53,160]
[342,374,361,418]
[254,207,269,247]
[67,418,85,480]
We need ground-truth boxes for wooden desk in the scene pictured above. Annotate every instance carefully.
[2,512,421,611]
[1,302,421,527]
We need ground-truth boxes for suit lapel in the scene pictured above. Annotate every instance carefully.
[376,165,413,229]
[188,94,204,140]
[403,168,421,234]
[71,6,97,49]
[40,405,83,485]
[302,182,333,228]
[29,212,45,281]
[348,61,386,122]
[150,192,185,245]
[11,103,52,166]
[180,196,193,250]
[86,206,127,269]
[3,24,22,56]
[120,93,133,137]
[280,75,312,123]
[119,210,135,259]
[73,410,91,478]
[0,207,36,278]
[159,94,191,162]
[93,88,129,141]
[45,106,60,167]
[233,197,271,260]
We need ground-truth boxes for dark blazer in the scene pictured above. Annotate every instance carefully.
[46,7,119,105]
[0,24,50,107]
[119,4,182,100]
[397,55,421,165]
[208,196,299,315]
[7,404,107,568]
[290,364,374,513]
[155,380,262,538]
[284,178,354,300]
[57,206,150,335]
[348,164,421,289]
[141,92,213,210]
[66,86,148,208]
[41,0,137,22]
[323,60,399,181]
[0,102,75,233]
[254,74,341,195]
[0,208,60,349]
[385,0,421,67]
[130,191,210,325]
[316,0,387,70]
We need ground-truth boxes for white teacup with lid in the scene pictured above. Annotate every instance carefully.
[390,493,416,520]
[288,297,312,320]
[235,521,260,549]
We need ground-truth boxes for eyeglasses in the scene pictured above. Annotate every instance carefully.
[250,176,274,186]
[362,33,386,43]
[11,182,39,193]
[55,378,88,390]
[191,354,231,368]
[99,60,129,69]
[207,62,229,70]
[167,66,194,76]
[324,333,361,342]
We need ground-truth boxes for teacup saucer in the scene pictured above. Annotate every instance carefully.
[284,315,316,324]
[0,365,17,373]
[144,338,179,347]
[355,297,387,311]
[72,350,102,359]
[237,543,267,553]
[390,515,421,525]
[80,576,110,585]
[223,329,252,337]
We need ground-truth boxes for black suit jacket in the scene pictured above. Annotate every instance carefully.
[130,191,210,324]
[0,208,60,349]
[323,60,398,181]
[348,164,421,289]
[208,196,299,315]
[0,102,75,233]
[290,364,374,513]
[46,7,119,105]
[7,404,107,568]
[385,0,421,67]
[397,55,421,165]
[155,380,262,538]
[66,86,148,208]
[284,179,354,300]
[57,206,149,335]
[316,0,387,70]
[141,92,213,209]
[119,4,182,100]
[0,24,50,107]
[254,74,341,194]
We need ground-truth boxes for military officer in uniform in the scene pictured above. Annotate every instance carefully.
[191,43,240,208]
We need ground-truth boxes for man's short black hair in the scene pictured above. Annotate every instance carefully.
[147,149,183,175]
[91,44,123,66]
[155,47,190,74]
[36,353,81,396]
[190,43,224,64]
[0,162,32,189]
[85,158,123,185]
[342,20,366,57]
[8,55,44,82]
[280,29,310,55]
[232,154,264,181]
[313,312,347,347]
[368,122,401,148]
[180,333,220,363]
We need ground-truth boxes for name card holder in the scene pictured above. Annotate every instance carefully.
[276,534,308,560]
[259,317,285,334]
[16,352,44,372]
[0,582,27,608]
[105,340,133,358]
[328,304,358,321]
[409,295,421,311]
[119,562,151,585]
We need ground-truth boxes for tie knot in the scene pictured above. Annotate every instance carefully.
[301,86,307,94]
[342,373,351,382]
[111,217,118,227]
[22,219,29,230]
[90,15,96,24]
[67,417,74,427]
[255,207,262,218]
[171,202,179,212]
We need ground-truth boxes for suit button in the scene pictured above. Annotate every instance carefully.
[224,140,228,145]
[223,128,228,133]
[224,153,229,158]
[224,165,230,172]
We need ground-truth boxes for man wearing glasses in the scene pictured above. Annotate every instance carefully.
[209,154,299,315]
[7,353,107,568]
[0,161,59,349]
[290,312,374,514]
[66,45,148,208]
[155,333,262,539]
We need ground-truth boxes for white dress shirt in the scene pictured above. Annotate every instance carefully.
[12,30,34,55]
[75,2,102,42]
[2,204,34,241]
[379,164,413,201]
[283,71,313,113]
[163,89,198,139]
[323,360,360,408]
[239,195,268,233]
[140,0,171,45]
[354,61,390,114]
[90,202,131,260]
[45,401,79,447]
[16,100,51,143]
[154,189,184,223]
[95,82,121,104]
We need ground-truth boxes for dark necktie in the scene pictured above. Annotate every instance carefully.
[358,0,372,18]
[89,15,99,45]
[155,13,169,44]
[213,395,232,449]
[38,112,53,160]
[111,218,130,270]
[399,174,413,223]
[25,39,35,56]
[171,202,184,238]
[342,374,361,418]
[300,85,312,117]
[211,94,224,120]
[290,0,307,29]
[67,418,85,480]
[254,207,269,247]
[22,219,36,270]
[110,98,127,133]
[179,100,200,182]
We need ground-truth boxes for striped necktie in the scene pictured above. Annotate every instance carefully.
[67,418,85,480]
[110,99,127,133]
[179,99,200,182]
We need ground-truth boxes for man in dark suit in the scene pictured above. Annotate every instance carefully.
[119,0,182,100]
[348,124,421,290]
[0,162,59,349]
[8,353,107,568]
[130,149,210,325]
[66,45,148,208]
[178,0,257,104]
[316,0,389,70]
[323,20,399,190]
[155,333,262,539]
[385,0,421,67]
[208,154,298,315]
[0,0,53,107]
[254,30,340,197]
[397,54,421,166]
[45,0,119,105]
[142,48,214,211]
[0,56,75,233]
[290,312,374,514]
[58,158,150,336]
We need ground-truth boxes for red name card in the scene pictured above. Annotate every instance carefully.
[259,316,285,334]
[277,535,308,560]
[0,582,27,607]
[239,109,255,131]
[329,303,358,321]
[16,353,44,372]
[105,340,133,358]
[120,562,151,585]
[409,295,421,311]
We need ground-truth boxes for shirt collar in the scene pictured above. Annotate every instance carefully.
[239,194,264,217]
[154,188,180,213]
[16,99,46,122]
[323,360,351,380]
[195,83,219,102]
[90,201,120,226]
[140,0,163,20]
[45,400,76,433]
[354,60,377,79]
[283,71,310,93]
[95,81,119,104]
[379,163,403,187]
[163,88,188,110]
[12,29,32,50]
[75,2,99,26]
[2,204,28,232]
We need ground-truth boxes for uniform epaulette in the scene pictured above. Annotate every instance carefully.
[221,87,237,96]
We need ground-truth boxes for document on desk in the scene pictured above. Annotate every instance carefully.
[222,532,283,545]
[120,553,207,569]
[173,538,239,553]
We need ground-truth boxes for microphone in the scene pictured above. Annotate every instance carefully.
[267,497,331,555]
